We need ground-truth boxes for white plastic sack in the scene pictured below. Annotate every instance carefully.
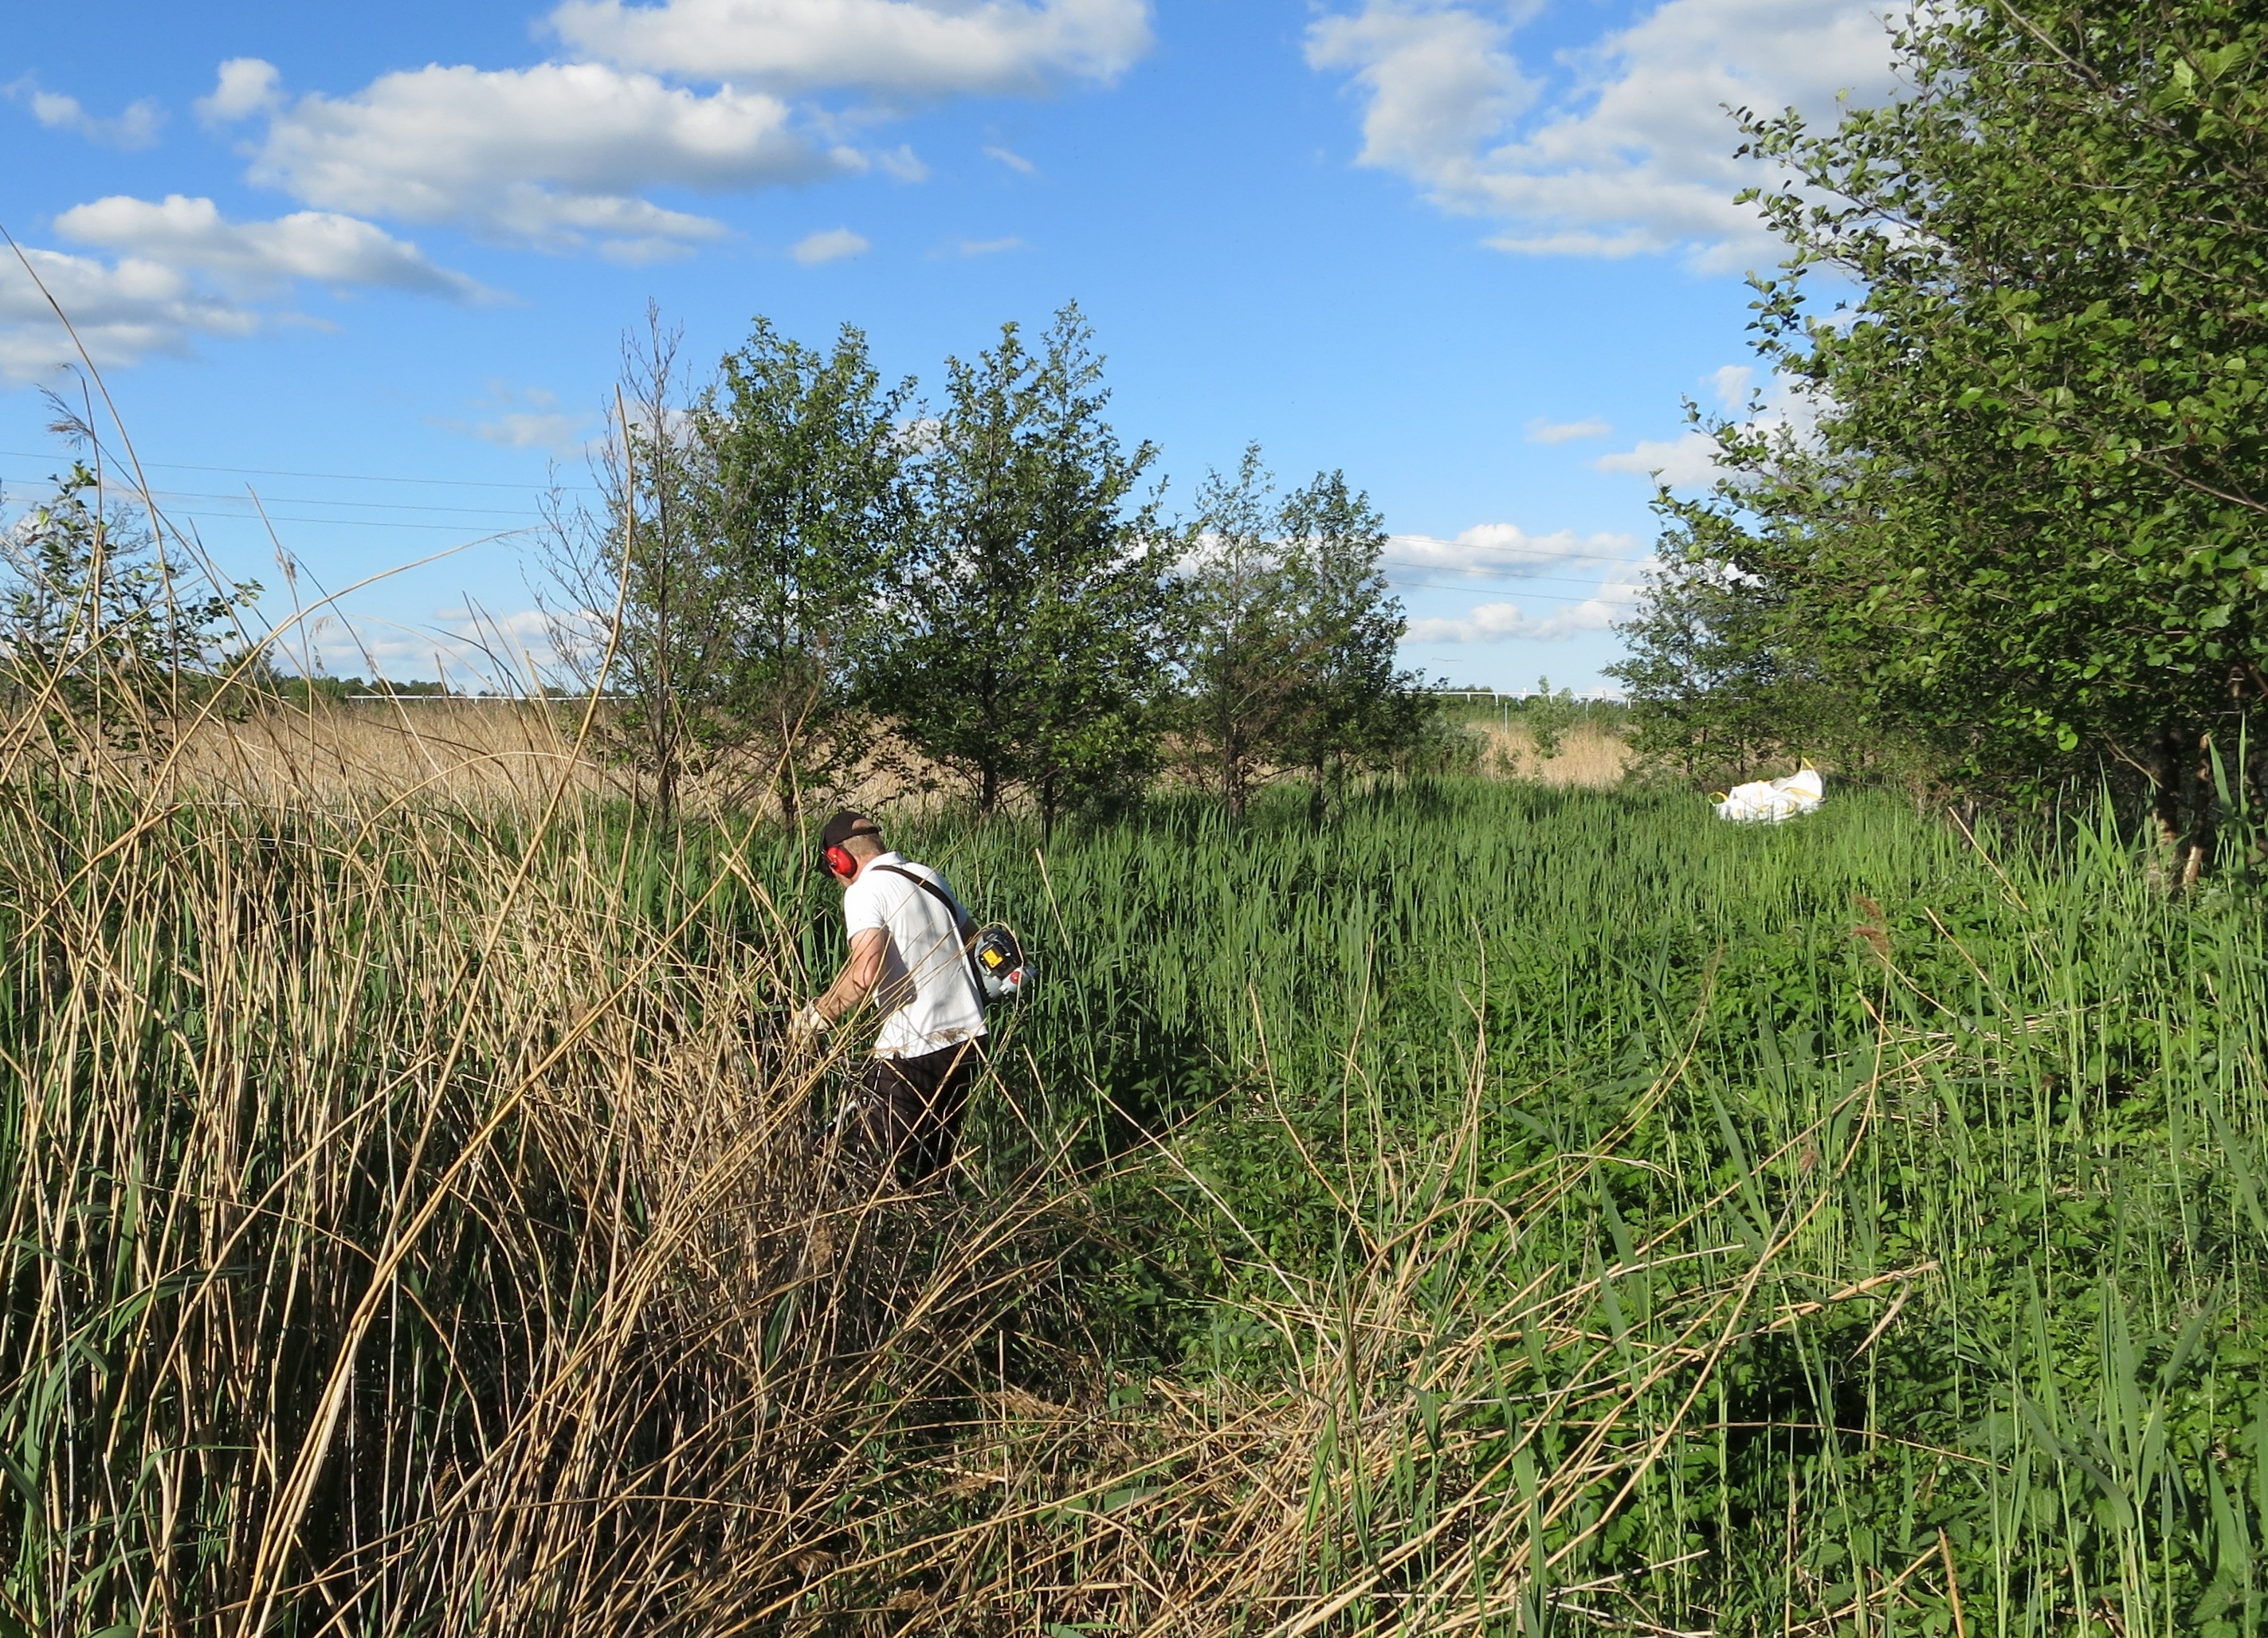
[1713,766,1824,824]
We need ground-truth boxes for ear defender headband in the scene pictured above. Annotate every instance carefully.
[819,818,883,880]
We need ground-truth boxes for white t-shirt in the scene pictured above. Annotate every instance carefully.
[841,851,989,1059]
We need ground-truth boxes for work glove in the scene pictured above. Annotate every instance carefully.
[787,1003,830,1051]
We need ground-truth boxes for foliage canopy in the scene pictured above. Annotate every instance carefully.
[1619,0,2268,861]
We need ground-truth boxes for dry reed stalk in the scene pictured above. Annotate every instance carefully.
[172,702,607,811]
[755,990,1952,1638]
[1471,722,1632,787]
[0,720,1101,1635]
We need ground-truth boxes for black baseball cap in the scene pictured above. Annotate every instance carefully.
[820,809,882,851]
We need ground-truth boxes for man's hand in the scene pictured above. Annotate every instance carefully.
[787,1003,830,1051]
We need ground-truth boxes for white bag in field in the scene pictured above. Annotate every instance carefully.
[1713,766,1825,824]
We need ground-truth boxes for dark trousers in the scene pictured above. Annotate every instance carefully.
[851,1040,981,1185]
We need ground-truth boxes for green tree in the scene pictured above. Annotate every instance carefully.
[1175,456,1429,819]
[877,304,1169,829]
[706,318,915,820]
[543,310,916,823]
[1275,470,1429,820]
[542,310,737,823]
[1610,533,1867,785]
[0,458,258,754]
[1175,447,1308,817]
[1646,0,2268,874]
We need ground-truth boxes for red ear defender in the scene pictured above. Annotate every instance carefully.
[823,844,857,880]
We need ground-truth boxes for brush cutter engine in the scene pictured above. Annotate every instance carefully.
[968,923,1031,1003]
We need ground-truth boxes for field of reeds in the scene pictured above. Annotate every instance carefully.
[8,706,2268,1636]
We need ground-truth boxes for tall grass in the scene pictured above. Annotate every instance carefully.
[910,782,2268,1635]
[5,725,2265,1633]
[0,757,1092,1634]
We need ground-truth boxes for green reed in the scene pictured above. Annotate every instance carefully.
[5,768,2264,1634]
[895,780,2268,1635]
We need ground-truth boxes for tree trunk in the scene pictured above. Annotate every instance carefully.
[653,743,678,829]
[2148,725,2183,853]
[2149,723,2218,890]
[2183,731,2217,889]
[772,706,800,825]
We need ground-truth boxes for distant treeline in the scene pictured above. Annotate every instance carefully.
[260,677,582,703]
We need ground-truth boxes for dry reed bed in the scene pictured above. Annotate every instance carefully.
[1465,722,1631,787]
[0,743,1095,1634]
[175,701,606,808]
[177,706,1630,813]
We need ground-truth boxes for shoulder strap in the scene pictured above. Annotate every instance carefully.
[870,864,986,1009]
[871,864,974,937]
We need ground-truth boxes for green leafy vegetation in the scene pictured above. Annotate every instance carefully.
[6,764,2265,1633]
[535,301,1433,829]
[1172,449,1428,818]
[0,457,259,751]
[1615,0,2268,856]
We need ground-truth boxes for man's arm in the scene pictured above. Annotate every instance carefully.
[813,928,889,1025]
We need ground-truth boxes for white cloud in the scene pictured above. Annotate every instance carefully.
[547,0,1152,96]
[55,195,489,301]
[1403,562,1652,643]
[1308,0,1903,268]
[1526,416,1611,445]
[0,245,259,381]
[473,412,590,449]
[189,3,1146,265]
[1383,521,1639,582]
[1405,602,1532,643]
[431,384,594,453]
[197,57,282,123]
[984,143,1038,174]
[6,77,164,148]
[314,605,567,688]
[1595,362,1815,486]
[1710,362,1755,408]
[1307,5,1531,185]
[939,234,1026,257]
[2,197,490,382]
[874,144,929,181]
[1596,430,1722,486]
[791,226,870,263]
[228,59,842,253]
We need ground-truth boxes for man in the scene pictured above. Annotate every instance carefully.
[794,809,987,1185]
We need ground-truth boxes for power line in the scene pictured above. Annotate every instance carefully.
[165,507,536,538]
[0,453,1642,552]
[0,460,1645,594]
[0,472,548,522]
[1379,547,1643,570]
[0,448,602,494]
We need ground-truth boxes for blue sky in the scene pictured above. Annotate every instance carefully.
[0,0,1897,690]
